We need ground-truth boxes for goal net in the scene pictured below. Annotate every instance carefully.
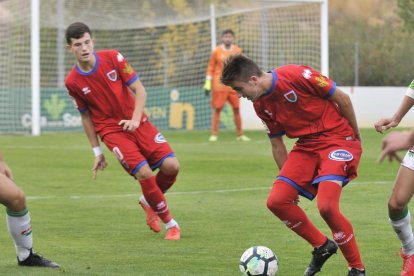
[0,0,326,134]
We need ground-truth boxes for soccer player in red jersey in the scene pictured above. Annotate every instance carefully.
[375,80,414,276]
[221,55,365,276]
[0,149,59,267]
[65,22,180,240]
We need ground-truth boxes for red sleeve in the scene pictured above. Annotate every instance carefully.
[112,50,138,86]
[254,105,285,138]
[296,65,337,99]
[65,80,88,113]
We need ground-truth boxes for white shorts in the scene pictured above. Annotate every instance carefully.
[402,147,414,171]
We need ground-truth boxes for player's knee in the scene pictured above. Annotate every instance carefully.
[161,158,180,176]
[388,198,406,214]
[135,166,154,180]
[7,188,26,211]
[266,195,286,214]
[318,203,336,221]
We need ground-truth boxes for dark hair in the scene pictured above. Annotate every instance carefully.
[221,55,263,86]
[65,22,92,44]
[221,28,235,36]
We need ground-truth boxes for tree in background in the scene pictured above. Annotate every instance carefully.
[329,0,414,86]
[397,0,414,33]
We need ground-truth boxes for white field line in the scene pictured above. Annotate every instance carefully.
[26,181,391,201]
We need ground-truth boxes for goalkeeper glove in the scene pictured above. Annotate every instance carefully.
[203,79,211,96]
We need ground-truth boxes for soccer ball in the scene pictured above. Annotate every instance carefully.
[239,246,278,276]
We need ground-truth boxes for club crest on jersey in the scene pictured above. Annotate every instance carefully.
[328,149,353,161]
[106,70,117,81]
[283,90,297,102]
[154,133,167,143]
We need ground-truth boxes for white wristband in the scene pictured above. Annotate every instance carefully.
[406,87,414,100]
[92,146,102,157]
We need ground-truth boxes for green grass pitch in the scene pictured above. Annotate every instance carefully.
[0,129,405,275]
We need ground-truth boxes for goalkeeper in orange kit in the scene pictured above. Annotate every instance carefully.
[203,29,250,142]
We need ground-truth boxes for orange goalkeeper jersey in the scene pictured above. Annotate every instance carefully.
[206,44,242,93]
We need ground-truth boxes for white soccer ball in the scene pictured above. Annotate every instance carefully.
[239,246,278,276]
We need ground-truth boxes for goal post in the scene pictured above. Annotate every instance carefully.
[0,0,328,135]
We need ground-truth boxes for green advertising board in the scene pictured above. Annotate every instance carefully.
[0,87,237,133]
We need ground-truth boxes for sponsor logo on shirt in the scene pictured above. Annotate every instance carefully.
[82,87,91,95]
[328,149,353,161]
[154,133,167,143]
[106,69,117,81]
[302,69,312,79]
[315,75,329,87]
[283,90,298,102]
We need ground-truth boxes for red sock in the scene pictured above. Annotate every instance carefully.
[267,180,327,248]
[317,181,364,269]
[139,176,172,223]
[156,170,177,193]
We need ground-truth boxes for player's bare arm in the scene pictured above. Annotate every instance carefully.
[80,111,107,179]
[329,88,361,140]
[269,136,288,170]
[0,151,13,179]
[374,95,414,133]
[118,79,147,132]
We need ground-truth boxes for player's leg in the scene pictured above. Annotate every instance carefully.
[102,132,163,233]
[267,180,327,247]
[0,174,58,267]
[135,164,180,240]
[156,156,180,193]
[134,124,180,239]
[228,91,249,141]
[317,181,365,274]
[210,108,222,141]
[209,88,226,141]
[388,163,414,276]
[273,148,338,275]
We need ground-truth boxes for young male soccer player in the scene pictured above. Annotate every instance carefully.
[203,29,250,142]
[0,150,59,268]
[221,55,365,276]
[65,22,180,240]
[375,80,414,276]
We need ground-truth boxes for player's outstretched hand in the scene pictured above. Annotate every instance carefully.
[377,131,411,164]
[374,118,398,134]
[119,119,140,132]
[92,154,107,180]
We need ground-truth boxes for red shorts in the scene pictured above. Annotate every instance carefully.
[277,138,362,200]
[101,120,174,176]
